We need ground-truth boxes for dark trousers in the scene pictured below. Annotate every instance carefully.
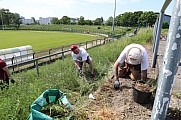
[120,62,141,78]
[0,77,9,90]
[79,56,90,70]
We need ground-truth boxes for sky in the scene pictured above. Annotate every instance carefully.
[1,0,174,21]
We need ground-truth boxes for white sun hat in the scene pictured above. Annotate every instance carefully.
[126,47,143,65]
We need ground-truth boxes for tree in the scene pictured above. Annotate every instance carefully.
[138,11,157,27]
[105,16,113,26]
[162,21,169,29]
[32,17,36,23]
[115,15,121,26]
[132,11,143,27]
[12,13,21,29]
[119,12,134,27]
[78,16,85,25]
[94,18,102,25]
[0,8,21,27]
[0,8,10,25]
[85,20,93,25]
[52,17,59,24]
[60,16,70,24]
[100,17,104,23]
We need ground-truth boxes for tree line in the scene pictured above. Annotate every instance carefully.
[0,8,21,28]
[0,8,169,28]
[52,11,158,27]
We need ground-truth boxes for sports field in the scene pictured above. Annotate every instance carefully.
[0,31,101,51]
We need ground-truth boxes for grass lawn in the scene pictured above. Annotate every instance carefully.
[0,30,101,51]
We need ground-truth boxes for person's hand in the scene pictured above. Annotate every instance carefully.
[9,77,15,84]
[79,70,85,77]
[10,79,15,84]
[114,80,120,90]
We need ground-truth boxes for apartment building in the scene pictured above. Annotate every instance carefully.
[39,17,52,25]
[21,17,35,25]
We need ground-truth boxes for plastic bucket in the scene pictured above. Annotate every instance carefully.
[132,86,152,104]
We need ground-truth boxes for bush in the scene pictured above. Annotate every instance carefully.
[97,26,101,29]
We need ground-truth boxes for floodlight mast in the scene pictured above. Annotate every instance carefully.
[112,0,116,37]
[0,0,4,30]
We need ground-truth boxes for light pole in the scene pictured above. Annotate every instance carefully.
[112,0,116,37]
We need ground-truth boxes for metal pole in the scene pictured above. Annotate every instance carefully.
[151,12,164,68]
[0,0,4,30]
[49,49,52,62]
[35,60,39,77]
[112,0,116,37]
[33,52,36,67]
[152,17,159,52]
[151,0,181,119]
[61,52,64,61]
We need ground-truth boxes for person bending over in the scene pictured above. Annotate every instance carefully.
[113,44,149,90]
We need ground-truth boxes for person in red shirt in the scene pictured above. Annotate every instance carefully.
[0,59,15,90]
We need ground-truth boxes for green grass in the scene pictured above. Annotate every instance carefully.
[19,24,129,36]
[0,31,102,51]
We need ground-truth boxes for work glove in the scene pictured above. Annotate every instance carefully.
[114,80,120,90]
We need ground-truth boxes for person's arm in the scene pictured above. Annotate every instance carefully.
[141,70,147,80]
[73,60,81,70]
[81,48,88,73]
[82,61,87,73]
[2,66,11,78]
[2,66,15,83]
[113,61,121,90]
[113,61,121,81]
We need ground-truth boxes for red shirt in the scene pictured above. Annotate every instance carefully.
[0,59,8,80]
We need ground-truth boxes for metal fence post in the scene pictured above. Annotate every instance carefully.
[35,60,39,77]
[86,42,87,49]
[33,52,36,67]
[49,49,52,61]
[151,12,164,68]
[61,46,64,51]
[151,0,181,119]
[62,52,64,61]
[11,57,14,72]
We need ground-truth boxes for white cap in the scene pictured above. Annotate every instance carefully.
[126,47,143,65]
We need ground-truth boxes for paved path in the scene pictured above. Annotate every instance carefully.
[156,40,181,93]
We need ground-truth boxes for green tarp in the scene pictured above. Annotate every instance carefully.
[28,89,74,120]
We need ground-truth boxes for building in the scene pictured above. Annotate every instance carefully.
[70,18,78,24]
[21,17,35,25]
[39,17,52,25]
